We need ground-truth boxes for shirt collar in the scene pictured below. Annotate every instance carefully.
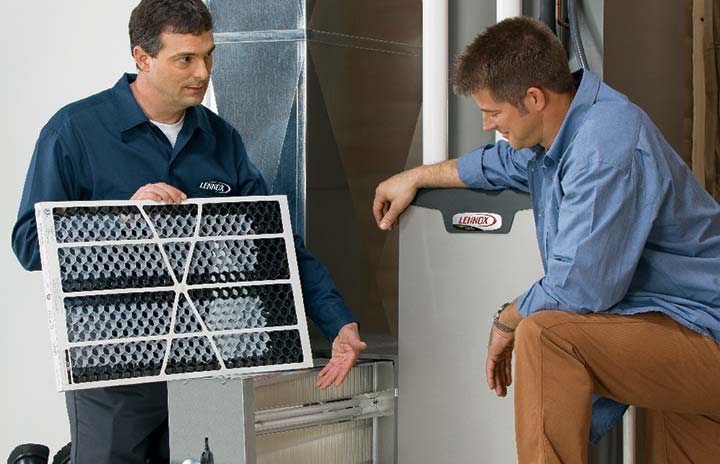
[112,73,213,136]
[545,69,601,162]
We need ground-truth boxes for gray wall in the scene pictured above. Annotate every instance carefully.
[1,1,139,458]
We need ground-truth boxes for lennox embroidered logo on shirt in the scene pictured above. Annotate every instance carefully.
[199,181,231,194]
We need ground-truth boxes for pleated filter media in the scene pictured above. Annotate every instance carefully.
[34,196,313,391]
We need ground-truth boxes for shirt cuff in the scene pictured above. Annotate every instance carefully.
[310,302,358,342]
[456,145,494,190]
[517,280,560,317]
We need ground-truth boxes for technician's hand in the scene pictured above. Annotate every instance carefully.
[316,322,367,389]
[373,171,419,231]
[130,182,187,204]
[486,326,515,397]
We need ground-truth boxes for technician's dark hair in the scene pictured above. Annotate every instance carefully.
[452,16,574,109]
[129,0,213,57]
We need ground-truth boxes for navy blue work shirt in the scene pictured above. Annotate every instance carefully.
[12,73,355,342]
[457,69,720,444]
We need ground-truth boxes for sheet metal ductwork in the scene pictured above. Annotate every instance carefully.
[206,0,422,351]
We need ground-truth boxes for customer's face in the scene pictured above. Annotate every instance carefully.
[473,88,542,149]
[142,30,215,114]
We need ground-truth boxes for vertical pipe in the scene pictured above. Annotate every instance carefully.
[422,0,448,165]
[623,406,636,464]
[497,0,523,22]
[494,0,522,143]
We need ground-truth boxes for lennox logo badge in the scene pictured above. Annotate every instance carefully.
[452,212,502,231]
[199,181,231,194]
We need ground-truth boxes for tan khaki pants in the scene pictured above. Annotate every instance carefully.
[514,311,720,464]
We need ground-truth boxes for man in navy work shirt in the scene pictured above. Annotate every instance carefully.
[374,17,720,464]
[12,0,366,462]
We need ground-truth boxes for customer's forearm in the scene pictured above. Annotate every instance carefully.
[407,159,465,189]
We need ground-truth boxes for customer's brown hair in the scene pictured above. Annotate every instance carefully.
[452,17,574,109]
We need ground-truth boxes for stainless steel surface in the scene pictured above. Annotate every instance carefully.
[207,0,422,350]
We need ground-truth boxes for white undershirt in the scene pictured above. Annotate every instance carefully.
[150,114,185,148]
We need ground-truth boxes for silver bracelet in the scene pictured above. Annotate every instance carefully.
[492,302,515,333]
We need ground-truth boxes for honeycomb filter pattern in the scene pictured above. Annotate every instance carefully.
[165,336,221,374]
[200,201,283,236]
[53,206,154,243]
[144,204,198,238]
[59,243,173,292]
[186,237,289,284]
[214,330,303,368]
[174,294,203,334]
[190,284,297,331]
[163,241,192,282]
[69,339,166,384]
[64,291,174,342]
[37,196,311,390]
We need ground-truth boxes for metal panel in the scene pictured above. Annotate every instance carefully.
[168,377,256,464]
[206,0,422,353]
[168,360,396,463]
[305,34,421,349]
[398,190,543,463]
[208,0,303,33]
[211,41,306,234]
[307,0,421,46]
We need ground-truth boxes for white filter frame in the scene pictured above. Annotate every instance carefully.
[35,195,313,391]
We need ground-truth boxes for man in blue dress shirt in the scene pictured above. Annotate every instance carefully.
[374,17,720,463]
[12,0,365,462]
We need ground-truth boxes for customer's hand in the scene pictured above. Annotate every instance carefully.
[316,323,367,389]
[130,182,187,204]
[373,171,419,231]
[486,326,515,397]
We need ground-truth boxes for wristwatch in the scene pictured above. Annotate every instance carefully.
[492,302,515,333]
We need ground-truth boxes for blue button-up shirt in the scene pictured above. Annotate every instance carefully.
[12,73,355,341]
[457,69,720,443]
[458,69,720,338]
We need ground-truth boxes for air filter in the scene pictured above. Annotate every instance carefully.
[34,196,313,391]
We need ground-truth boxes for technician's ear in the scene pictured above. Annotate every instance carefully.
[132,45,152,72]
[524,87,546,112]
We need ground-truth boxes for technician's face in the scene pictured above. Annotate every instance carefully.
[472,88,542,149]
[143,30,215,113]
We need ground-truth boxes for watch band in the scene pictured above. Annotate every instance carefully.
[493,302,515,333]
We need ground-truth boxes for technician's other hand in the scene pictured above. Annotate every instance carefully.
[373,171,419,231]
[130,182,187,204]
[316,322,367,389]
[486,326,515,397]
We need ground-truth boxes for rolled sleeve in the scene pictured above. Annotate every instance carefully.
[456,141,534,192]
[517,279,560,317]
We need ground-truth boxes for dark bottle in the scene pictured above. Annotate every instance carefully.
[200,437,214,464]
